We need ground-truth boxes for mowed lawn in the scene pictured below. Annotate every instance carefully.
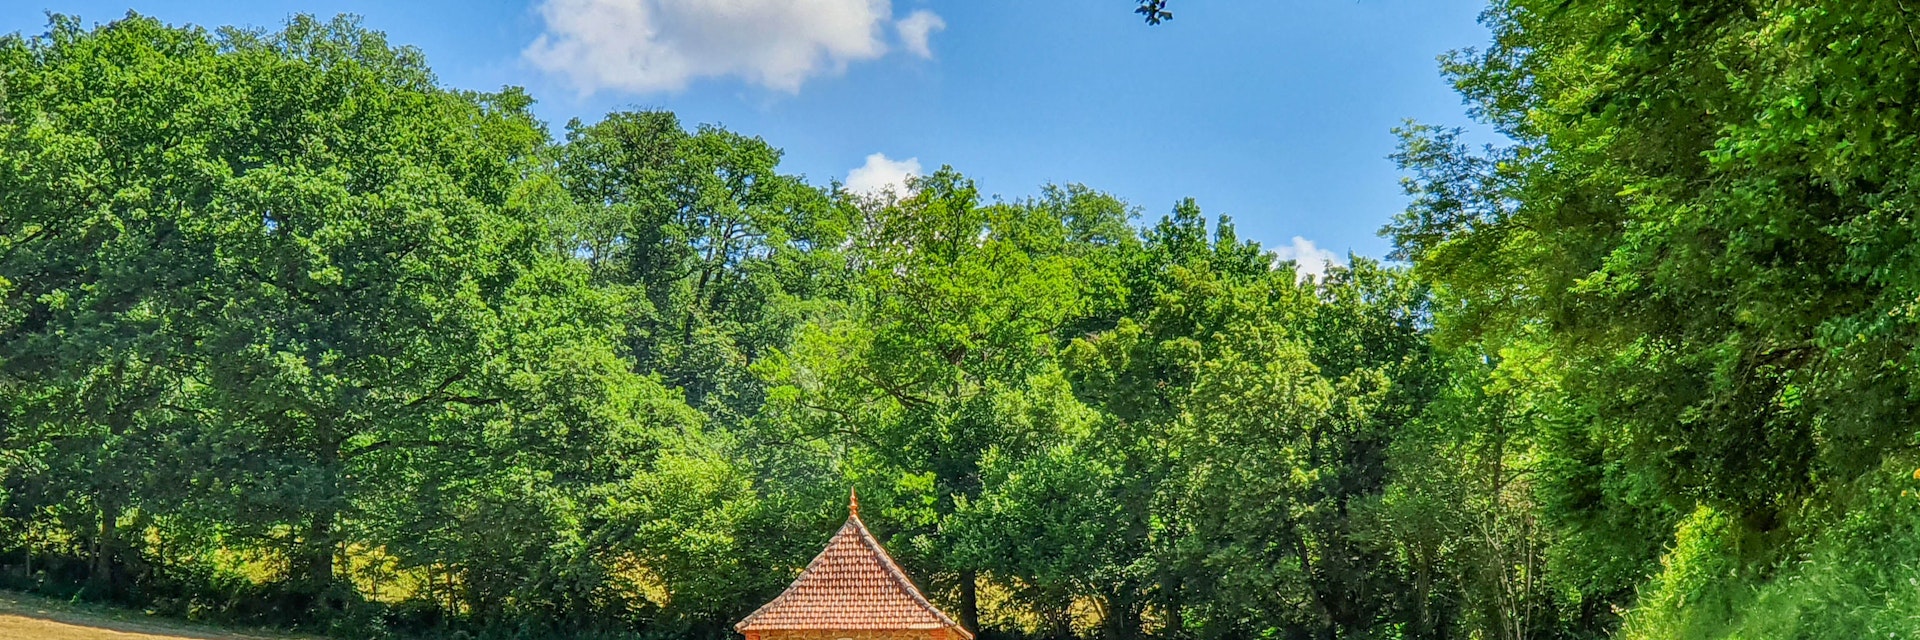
[0,592,299,640]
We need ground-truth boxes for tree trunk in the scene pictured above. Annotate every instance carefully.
[1412,543,1434,639]
[1163,575,1184,639]
[958,568,979,633]
[1101,590,1141,640]
[303,508,336,592]
[302,421,343,608]
[1288,534,1336,640]
[89,503,120,597]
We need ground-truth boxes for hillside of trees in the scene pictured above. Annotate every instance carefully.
[7,3,1920,640]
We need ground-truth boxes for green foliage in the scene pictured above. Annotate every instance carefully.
[758,169,1117,629]
[15,2,1920,640]
[550,110,840,425]
[1618,464,1920,640]
[1056,207,1443,640]
[0,17,1458,637]
[1617,506,1744,640]
[0,12,745,637]
[1384,0,1920,638]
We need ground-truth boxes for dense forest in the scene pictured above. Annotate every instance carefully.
[6,2,1920,639]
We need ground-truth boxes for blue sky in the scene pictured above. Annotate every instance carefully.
[5,1,1495,268]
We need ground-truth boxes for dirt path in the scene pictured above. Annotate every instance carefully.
[0,592,294,640]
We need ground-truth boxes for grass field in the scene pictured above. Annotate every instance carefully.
[0,591,300,640]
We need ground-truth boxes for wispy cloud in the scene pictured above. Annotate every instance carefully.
[525,0,944,94]
[895,10,945,59]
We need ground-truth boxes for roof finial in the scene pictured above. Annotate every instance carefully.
[849,487,860,518]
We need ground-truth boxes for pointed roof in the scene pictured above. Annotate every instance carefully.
[735,490,973,639]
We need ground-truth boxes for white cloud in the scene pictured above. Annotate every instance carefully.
[1270,236,1345,281]
[843,153,921,196]
[895,10,945,59]
[525,0,943,94]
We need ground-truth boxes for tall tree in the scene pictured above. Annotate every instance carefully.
[0,17,716,629]
[762,170,1125,632]
[552,111,842,424]
[0,12,247,599]
[1387,0,1920,634]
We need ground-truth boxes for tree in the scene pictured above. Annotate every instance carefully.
[0,12,253,600]
[551,111,842,424]
[761,170,1126,632]
[1060,203,1441,640]
[1387,0,1920,635]
[0,17,717,632]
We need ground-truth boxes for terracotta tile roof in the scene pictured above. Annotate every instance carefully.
[735,493,972,639]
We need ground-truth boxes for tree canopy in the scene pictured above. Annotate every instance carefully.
[7,5,1920,640]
